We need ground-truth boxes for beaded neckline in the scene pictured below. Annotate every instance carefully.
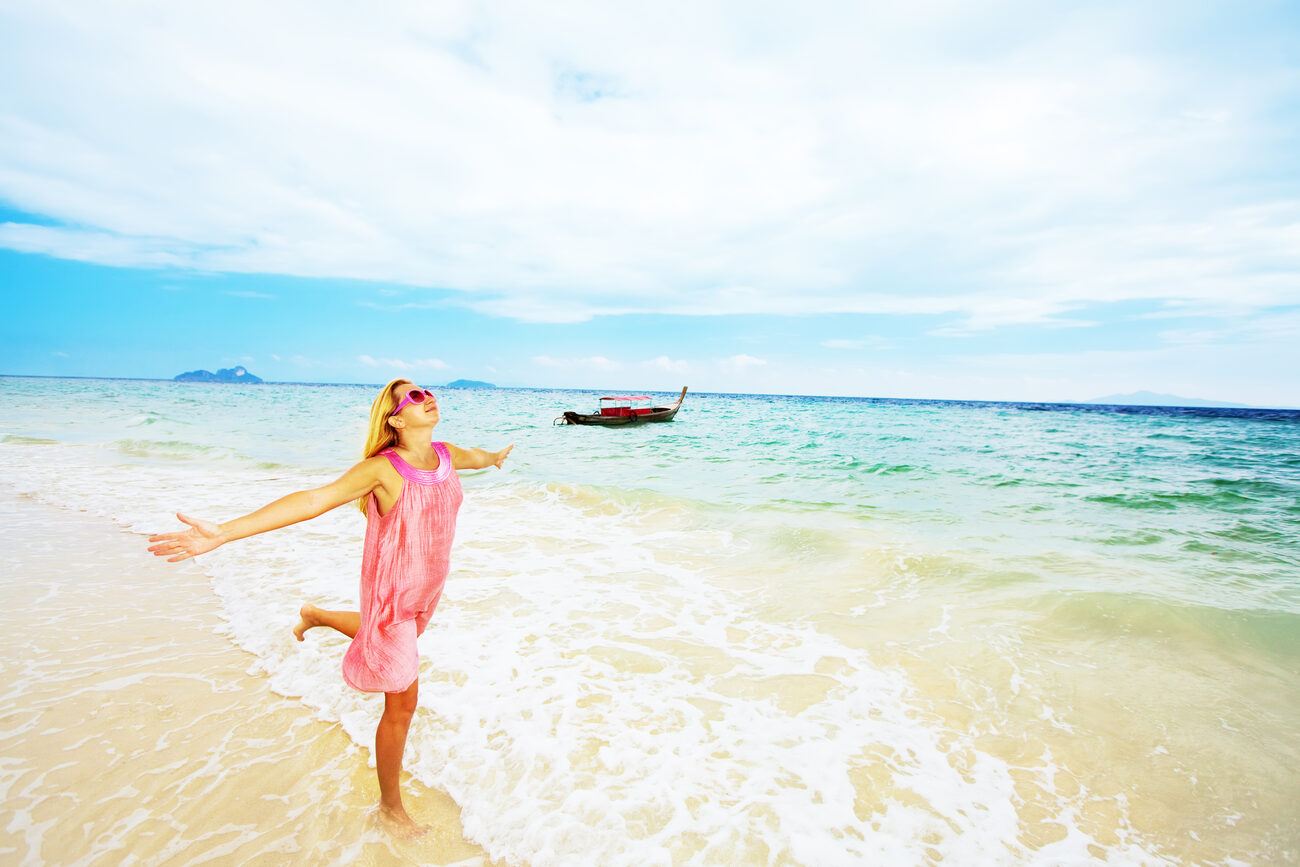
[381,442,451,485]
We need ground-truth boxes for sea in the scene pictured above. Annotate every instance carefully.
[1,375,1297,865]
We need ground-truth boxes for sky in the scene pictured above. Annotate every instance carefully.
[2,1,1298,405]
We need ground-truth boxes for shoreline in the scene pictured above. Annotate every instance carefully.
[1,385,1296,863]
[0,491,496,866]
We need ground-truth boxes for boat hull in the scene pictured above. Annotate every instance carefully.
[558,387,688,426]
[562,406,678,425]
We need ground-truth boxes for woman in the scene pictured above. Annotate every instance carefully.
[146,378,513,836]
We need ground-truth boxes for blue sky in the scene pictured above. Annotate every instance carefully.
[2,2,1298,404]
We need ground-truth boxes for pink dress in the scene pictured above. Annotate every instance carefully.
[342,441,464,693]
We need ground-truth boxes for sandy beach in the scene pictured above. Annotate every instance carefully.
[2,380,1297,864]
[0,492,495,866]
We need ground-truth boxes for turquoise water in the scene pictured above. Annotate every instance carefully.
[2,375,1298,864]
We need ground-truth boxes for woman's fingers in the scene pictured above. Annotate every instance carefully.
[144,522,205,562]
[147,532,189,550]
[147,529,203,559]
[148,517,207,543]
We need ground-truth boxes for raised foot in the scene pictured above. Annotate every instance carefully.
[292,603,321,642]
[377,803,431,839]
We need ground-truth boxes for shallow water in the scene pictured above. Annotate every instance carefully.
[0,494,493,866]
[2,375,1297,864]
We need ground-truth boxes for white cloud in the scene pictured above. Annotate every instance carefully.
[643,355,689,373]
[720,354,767,373]
[821,337,892,350]
[357,354,449,371]
[1157,309,1300,346]
[0,223,191,268]
[0,1,1296,331]
[357,299,443,312]
[224,290,275,300]
[532,354,622,371]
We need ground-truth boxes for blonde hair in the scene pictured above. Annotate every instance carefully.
[356,377,413,516]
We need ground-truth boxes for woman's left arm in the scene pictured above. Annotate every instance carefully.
[445,442,514,470]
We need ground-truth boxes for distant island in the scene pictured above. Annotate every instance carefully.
[443,379,496,389]
[1083,390,1248,408]
[174,366,263,384]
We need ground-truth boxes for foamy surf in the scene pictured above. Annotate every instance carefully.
[1,440,1160,865]
[2,377,1297,864]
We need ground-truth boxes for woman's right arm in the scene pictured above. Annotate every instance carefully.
[147,457,384,562]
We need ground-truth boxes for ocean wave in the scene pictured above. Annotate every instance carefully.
[1192,476,1294,499]
[832,459,919,475]
[1084,489,1260,511]
[114,438,226,459]
[1031,591,1300,655]
[1,434,60,445]
[1096,530,1166,546]
[1207,520,1294,546]
[108,438,296,472]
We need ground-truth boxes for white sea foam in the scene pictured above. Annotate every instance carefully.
[0,437,1167,865]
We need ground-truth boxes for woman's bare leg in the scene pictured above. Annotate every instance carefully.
[293,604,359,641]
[376,677,428,836]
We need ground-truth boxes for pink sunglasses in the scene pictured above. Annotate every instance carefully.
[390,387,435,416]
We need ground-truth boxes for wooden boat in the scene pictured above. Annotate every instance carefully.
[556,387,688,426]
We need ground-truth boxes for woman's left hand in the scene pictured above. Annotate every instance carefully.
[493,444,514,469]
[147,512,227,562]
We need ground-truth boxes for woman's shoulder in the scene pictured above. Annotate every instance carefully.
[361,452,397,476]
[439,441,470,469]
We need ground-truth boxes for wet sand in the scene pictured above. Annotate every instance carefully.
[0,492,499,866]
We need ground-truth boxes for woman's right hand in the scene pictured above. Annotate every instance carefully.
[147,513,226,563]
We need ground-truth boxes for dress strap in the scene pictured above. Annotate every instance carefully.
[381,443,452,485]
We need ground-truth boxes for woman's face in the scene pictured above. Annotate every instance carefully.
[393,384,439,426]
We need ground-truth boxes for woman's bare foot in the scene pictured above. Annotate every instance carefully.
[378,802,430,839]
[292,603,322,642]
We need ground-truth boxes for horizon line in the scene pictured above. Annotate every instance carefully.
[3,372,1297,413]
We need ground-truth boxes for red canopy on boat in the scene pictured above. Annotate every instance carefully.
[599,395,652,401]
